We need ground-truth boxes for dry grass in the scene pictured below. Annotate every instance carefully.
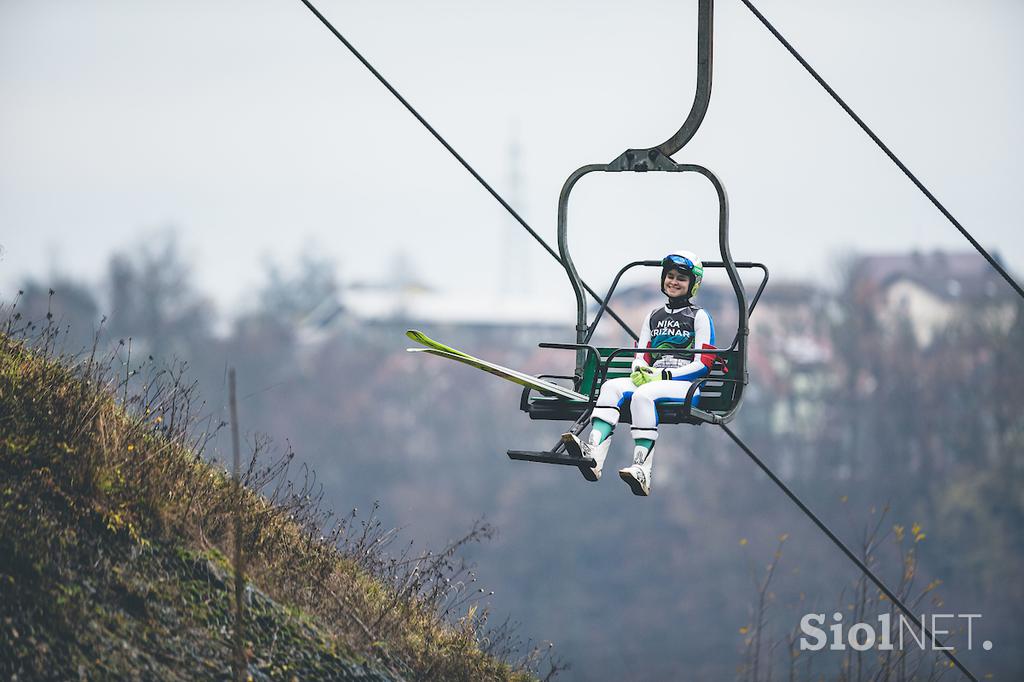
[0,299,563,681]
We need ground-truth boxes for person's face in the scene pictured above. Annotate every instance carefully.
[664,268,692,298]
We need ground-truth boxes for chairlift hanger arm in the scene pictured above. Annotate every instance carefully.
[655,0,713,158]
[604,0,712,167]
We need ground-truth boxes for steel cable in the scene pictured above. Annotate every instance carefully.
[740,0,1023,301]
[720,424,979,682]
[292,6,987,677]
[296,0,638,340]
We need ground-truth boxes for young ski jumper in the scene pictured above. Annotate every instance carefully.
[562,250,715,496]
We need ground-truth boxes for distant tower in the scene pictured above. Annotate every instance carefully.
[501,121,531,297]
[392,248,421,320]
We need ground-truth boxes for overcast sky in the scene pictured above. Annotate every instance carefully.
[1,0,1021,315]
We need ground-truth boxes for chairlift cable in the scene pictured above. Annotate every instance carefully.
[739,0,1024,302]
[296,0,639,341]
[299,4,987,678]
[720,424,979,682]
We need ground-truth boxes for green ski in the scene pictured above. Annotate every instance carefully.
[405,329,471,358]
[405,331,586,402]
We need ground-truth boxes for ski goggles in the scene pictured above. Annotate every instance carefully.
[662,254,701,276]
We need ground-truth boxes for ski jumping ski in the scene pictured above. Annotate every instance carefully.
[405,330,587,402]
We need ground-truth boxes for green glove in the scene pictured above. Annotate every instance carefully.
[631,365,657,387]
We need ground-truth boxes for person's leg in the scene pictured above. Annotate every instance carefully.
[563,377,634,481]
[618,380,694,495]
[590,418,614,445]
[627,382,664,469]
[590,376,634,439]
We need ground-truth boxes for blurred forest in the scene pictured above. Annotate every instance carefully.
[8,232,1022,681]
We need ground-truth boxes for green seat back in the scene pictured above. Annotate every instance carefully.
[579,347,744,415]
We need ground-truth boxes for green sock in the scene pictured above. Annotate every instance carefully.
[590,418,614,444]
[633,438,655,468]
[634,438,654,452]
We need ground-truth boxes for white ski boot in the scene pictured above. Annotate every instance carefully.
[561,432,610,482]
[619,446,653,496]
[618,465,651,496]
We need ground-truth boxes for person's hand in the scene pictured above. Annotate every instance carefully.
[631,365,657,386]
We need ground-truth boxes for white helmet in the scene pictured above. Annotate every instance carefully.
[660,249,703,298]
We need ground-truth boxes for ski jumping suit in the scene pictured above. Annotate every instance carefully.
[590,303,716,443]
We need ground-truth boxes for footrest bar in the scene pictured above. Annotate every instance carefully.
[507,450,596,467]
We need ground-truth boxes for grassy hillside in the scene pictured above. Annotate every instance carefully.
[0,332,546,681]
